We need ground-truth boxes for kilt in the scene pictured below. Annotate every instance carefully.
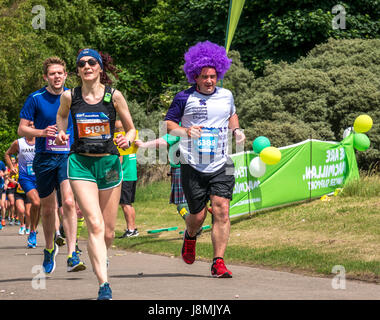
[169,167,187,205]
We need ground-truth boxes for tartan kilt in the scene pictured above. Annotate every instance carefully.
[169,167,187,204]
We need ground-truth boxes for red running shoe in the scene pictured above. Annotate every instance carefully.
[181,232,196,264]
[211,258,232,278]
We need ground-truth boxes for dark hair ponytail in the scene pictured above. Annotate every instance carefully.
[99,51,119,85]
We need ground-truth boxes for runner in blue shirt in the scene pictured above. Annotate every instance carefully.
[18,56,85,273]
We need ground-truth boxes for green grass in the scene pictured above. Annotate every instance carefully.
[82,174,380,283]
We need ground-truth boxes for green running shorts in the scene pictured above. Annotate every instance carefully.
[68,153,122,190]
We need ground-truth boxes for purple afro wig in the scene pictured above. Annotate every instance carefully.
[183,41,232,84]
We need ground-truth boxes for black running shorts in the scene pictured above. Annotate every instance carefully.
[119,180,137,205]
[180,160,235,214]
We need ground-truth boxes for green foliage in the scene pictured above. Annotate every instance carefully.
[41,0,102,70]
[95,0,186,99]
[127,98,163,136]
[0,2,48,118]
[0,110,18,158]
[0,0,101,157]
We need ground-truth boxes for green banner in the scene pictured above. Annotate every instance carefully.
[225,0,246,53]
[229,136,359,217]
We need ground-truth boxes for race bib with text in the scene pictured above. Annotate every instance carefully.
[46,134,70,152]
[26,162,35,176]
[76,112,111,140]
[193,128,219,155]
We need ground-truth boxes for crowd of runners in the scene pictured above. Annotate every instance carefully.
[0,41,245,300]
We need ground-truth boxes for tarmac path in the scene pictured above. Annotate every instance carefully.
[0,223,379,301]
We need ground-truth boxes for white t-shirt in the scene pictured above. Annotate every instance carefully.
[17,137,36,177]
[165,86,236,173]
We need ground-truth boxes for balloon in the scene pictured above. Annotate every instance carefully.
[342,127,353,139]
[353,133,370,151]
[353,115,373,133]
[252,136,271,154]
[260,146,282,165]
[249,157,266,178]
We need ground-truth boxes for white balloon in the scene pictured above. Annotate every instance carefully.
[249,157,266,178]
[343,127,353,139]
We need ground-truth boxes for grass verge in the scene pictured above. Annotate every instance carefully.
[82,175,380,283]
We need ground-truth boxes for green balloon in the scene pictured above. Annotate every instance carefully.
[252,136,271,153]
[353,133,370,151]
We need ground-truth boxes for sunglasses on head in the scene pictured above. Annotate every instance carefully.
[77,58,98,68]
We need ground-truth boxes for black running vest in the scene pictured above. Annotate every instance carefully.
[70,86,119,155]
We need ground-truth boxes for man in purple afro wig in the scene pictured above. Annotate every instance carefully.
[183,40,232,83]
[164,40,246,279]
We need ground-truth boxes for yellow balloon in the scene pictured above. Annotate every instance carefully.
[260,146,281,165]
[353,115,373,133]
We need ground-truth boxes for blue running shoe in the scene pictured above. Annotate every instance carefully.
[43,244,59,274]
[28,231,37,248]
[67,251,86,272]
[97,282,112,300]
[0,223,2,230]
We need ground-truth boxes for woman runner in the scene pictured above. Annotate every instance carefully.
[56,48,136,300]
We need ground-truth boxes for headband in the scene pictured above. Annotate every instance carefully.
[76,48,103,69]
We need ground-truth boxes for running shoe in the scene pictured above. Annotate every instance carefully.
[1,219,5,226]
[43,244,59,274]
[9,218,14,225]
[25,228,30,235]
[55,234,66,247]
[18,226,25,235]
[15,219,20,226]
[181,230,196,264]
[0,223,2,230]
[28,231,37,248]
[97,282,112,300]
[67,251,86,272]
[211,258,232,278]
[119,229,139,238]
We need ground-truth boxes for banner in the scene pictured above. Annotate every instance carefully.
[229,135,359,217]
[225,0,246,53]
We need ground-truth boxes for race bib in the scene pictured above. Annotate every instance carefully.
[193,128,219,155]
[46,134,70,152]
[26,162,35,176]
[76,112,111,140]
